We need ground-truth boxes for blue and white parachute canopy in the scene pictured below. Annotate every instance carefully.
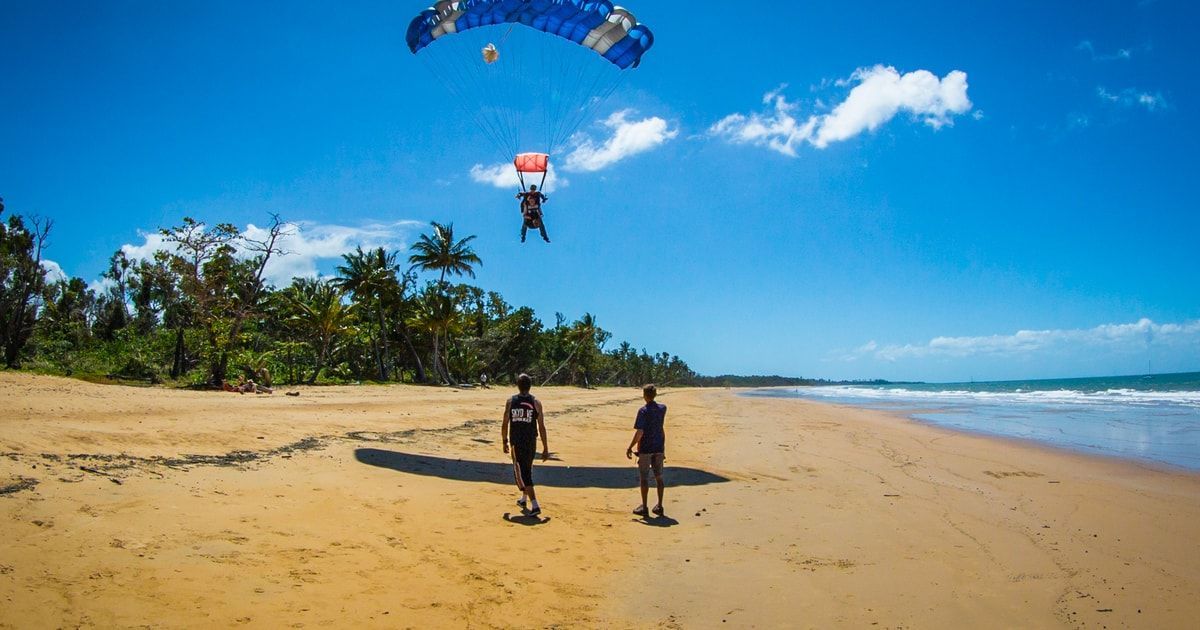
[407,0,655,70]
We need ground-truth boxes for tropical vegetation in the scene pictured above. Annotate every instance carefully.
[0,201,700,388]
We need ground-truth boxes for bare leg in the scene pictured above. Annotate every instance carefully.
[654,473,664,509]
[639,474,649,509]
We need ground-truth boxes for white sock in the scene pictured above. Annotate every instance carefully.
[531,500,540,509]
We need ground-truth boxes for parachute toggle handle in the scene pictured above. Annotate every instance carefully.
[514,152,550,192]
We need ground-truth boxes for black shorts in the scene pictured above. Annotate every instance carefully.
[510,441,536,489]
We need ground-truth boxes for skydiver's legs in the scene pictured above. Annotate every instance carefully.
[520,222,528,243]
[537,222,549,243]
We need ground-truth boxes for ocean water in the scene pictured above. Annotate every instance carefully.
[745,372,1200,471]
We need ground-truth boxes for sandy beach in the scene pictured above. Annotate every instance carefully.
[1,372,1198,629]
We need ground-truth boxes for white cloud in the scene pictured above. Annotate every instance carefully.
[839,318,1200,363]
[813,66,972,145]
[1076,40,1133,61]
[709,87,816,157]
[122,231,173,262]
[1097,86,1168,111]
[41,259,67,284]
[1138,93,1167,109]
[469,161,567,193]
[118,220,423,287]
[563,110,677,172]
[467,110,674,187]
[1099,85,1161,111]
[88,277,114,296]
[709,66,973,155]
[246,221,422,286]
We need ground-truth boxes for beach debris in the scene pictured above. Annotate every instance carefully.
[883,493,900,497]
[1096,608,1113,613]
[285,391,300,397]
[79,466,123,484]
[0,476,39,496]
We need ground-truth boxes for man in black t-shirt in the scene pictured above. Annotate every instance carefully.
[626,383,667,517]
[502,373,548,515]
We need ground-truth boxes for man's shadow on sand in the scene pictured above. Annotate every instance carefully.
[503,512,551,526]
[633,515,680,528]
[354,448,730,490]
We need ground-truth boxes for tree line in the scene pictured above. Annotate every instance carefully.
[1,200,698,388]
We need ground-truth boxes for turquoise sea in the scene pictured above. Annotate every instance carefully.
[745,372,1200,471]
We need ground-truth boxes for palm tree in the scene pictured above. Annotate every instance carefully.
[407,222,482,288]
[408,289,462,385]
[286,281,353,384]
[407,223,480,385]
[543,313,605,386]
[336,246,400,381]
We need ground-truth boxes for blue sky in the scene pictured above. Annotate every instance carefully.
[2,0,1198,382]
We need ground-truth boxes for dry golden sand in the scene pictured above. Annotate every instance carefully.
[1,372,1198,629]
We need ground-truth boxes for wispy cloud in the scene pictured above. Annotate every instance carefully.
[119,220,422,287]
[469,161,566,192]
[1076,40,1133,62]
[838,318,1200,363]
[563,110,678,172]
[710,65,973,156]
[1097,86,1169,111]
[708,85,817,157]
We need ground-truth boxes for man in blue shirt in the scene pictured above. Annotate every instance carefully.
[625,383,666,517]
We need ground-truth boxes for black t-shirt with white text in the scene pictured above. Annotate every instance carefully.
[508,393,539,446]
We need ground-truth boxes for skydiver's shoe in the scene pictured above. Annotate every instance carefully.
[528,505,541,516]
[543,237,550,243]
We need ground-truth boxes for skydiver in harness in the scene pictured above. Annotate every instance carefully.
[517,185,550,243]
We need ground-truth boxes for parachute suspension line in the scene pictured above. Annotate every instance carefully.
[537,35,630,157]
[460,29,518,156]
[498,23,516,45]
[516,170,527,193]
[541,27,554,157]
[420,39,515,157]
[538,169,548,191]
[501,25,528,154]
[550,69,623,156]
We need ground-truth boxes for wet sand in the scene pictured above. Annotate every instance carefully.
[1,373,1198,628]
